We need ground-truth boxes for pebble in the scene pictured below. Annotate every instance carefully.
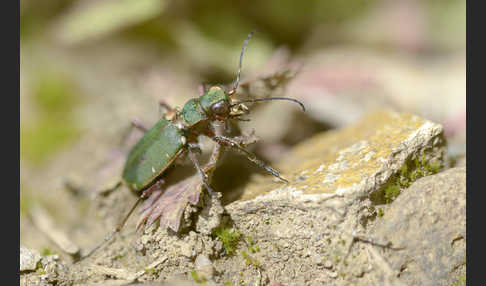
[328,271,338,278]
[20,246,41,272]
[194,254,214,280]
[323,260,333,269]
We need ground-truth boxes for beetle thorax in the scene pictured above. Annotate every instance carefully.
[180,86,231,127]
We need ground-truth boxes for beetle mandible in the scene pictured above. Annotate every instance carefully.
[80,31,305,260]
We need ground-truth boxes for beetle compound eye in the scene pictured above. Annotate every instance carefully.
[211,100,230,117]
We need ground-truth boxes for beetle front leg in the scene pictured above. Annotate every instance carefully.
[158,100,173,115]
[158,100,179,121]
[210,135,288,183]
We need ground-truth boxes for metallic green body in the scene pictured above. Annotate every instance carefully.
[122,118,185,191]
[122,86,231,192]
[199,87,229,111]
[181,98,206,126]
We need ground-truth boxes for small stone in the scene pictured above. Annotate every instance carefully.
[179,243,194,258]
[311,253,323,265]
[140,235,151,245]
[323,260,333,269]
[20,246,42,272]
[194,254,214,280]
[328,271,338,278]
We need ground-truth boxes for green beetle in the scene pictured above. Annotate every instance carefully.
[80,31,305,260]
[123,86,234,192]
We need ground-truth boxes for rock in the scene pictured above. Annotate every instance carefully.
[328,271,338,278]
[195,192,224,235]
[323,260,333,269]
[222,110,448,286]
[367,166,466,286]
[179,243,194,258]
[194,254,214,280]
[20,246,41,272]
[234,110,446,202]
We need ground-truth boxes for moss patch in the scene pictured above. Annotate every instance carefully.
[190,270,207,284]
[240,250,259,267]
[246,235,260,253]
[371,152,443,205]
[40,248,57,256]
[452,274,466,286]
[212,226,241,256]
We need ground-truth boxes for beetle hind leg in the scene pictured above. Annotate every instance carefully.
[131,119,148,133]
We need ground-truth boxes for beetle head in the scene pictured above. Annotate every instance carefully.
[199,86,231,120]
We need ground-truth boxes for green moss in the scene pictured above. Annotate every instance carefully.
[384,185,401,203]
[240,250,259,267]
[213,226,241,256]
[35,261,45,275]
[190,270,207,284]
[246,235,260,253]
[144,267,156,275]
[224,281,234,286]
[377,208,384,217]
[452,274,466,286]
[36,261,43,269]
[371,152,443,204]
[41,248,56,256]
[273,244,280,251]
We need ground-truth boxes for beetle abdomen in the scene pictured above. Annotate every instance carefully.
[122,118,185,191]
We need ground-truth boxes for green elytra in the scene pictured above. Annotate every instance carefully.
[122,86,231,191]
[79,31,306,261]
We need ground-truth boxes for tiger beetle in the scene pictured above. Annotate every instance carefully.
[80,31,305,261]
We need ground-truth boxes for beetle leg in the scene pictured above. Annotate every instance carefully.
[158,100,173,114]
[131,119,148,133]
[78,181,164,262]
[187,147,216,196]
[210,135,288,183]
[141,180,164,199]
[158,100,180,121]
[79,196,143,261]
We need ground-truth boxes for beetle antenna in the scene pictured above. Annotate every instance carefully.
[231,97,306,112]
[228,30,257,96]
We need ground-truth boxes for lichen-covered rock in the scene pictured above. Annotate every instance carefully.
[236,110,446,202]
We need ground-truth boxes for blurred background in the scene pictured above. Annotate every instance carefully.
[20,0,465,258]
